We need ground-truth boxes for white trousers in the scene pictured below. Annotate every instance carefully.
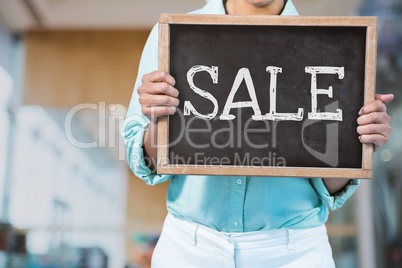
[152,214,335,268]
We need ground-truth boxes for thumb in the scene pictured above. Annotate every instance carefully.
[375,94,394,104]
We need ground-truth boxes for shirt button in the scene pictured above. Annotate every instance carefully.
[236,179,242,185]
[233,220,239,226]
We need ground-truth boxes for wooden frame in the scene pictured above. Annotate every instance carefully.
[157,14,377,179]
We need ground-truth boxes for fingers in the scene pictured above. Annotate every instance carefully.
[357,113,391,150]
[139,91,180,120]
[140,94,180,107]
[141,106,177,119]
[359,99,386,115]
[357,121,391,152]
[142,70,176,87]
[357,95,393,152]
[138,81,179,98]
[358,134,389,152]
[139,71,179,98]
[375,93,394,104]
[358,94,395,115]
[138,70,180,121]
[357,123,391,136]
[357,111,391,125]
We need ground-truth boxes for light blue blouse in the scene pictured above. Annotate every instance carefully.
[122,0,360,232]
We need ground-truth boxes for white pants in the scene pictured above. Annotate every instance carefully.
[152,214,335,268]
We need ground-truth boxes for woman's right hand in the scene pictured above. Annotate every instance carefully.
[138,70,180,123]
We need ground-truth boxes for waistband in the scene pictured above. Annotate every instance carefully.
[164,213,327,251]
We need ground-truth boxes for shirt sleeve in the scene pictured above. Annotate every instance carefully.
[121,23,173,186]
[309,178,360,210]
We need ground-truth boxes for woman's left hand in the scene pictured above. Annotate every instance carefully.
[357,94,394,152]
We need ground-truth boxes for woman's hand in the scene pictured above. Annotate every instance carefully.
[357,94,394,152]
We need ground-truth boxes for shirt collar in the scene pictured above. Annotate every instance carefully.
[281,0,299,15]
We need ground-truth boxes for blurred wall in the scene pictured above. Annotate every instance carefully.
[22,30,169,265]
[0,22,14,74]
[23,31,147,107]
[294,0,362,16]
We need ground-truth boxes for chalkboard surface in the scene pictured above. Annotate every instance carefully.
[158,15,377,178]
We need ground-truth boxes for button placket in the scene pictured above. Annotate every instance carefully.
[228,177,247,232]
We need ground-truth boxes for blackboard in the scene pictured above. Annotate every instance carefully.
[157,14,377,178]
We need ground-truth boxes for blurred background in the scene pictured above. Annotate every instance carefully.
[0,0,401,267]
